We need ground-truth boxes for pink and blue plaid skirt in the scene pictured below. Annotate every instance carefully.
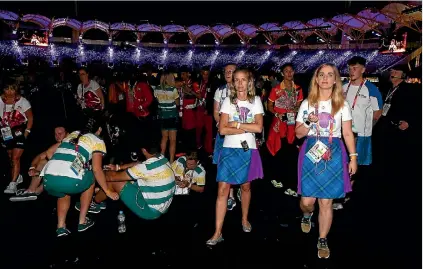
[297,137,352,199]
[216,147,264,185]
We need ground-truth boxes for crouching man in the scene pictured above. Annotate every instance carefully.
[95,141,175,220]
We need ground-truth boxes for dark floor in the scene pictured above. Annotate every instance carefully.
[0,89,421,269]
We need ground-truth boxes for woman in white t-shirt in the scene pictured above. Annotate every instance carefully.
[1,79,33,194]
[206,69,264,246]
[295,63,357,259]
[76,67,105,113]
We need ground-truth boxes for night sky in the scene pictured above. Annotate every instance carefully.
[1,1,389,26]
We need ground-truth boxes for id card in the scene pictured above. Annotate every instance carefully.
[382,103,391,116]
[287,112,296,125]
[305,140,329,164]
[1,126,13,141]
[241,140,249,152]
[70,153,85,177]
[118,93,124,101]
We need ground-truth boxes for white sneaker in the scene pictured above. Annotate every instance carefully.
[16,174,23,184]
[333,203,343,210]
[4,182,17,194]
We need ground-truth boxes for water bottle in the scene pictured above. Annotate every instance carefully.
[117,211,126,233]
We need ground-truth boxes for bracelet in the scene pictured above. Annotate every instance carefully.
[116,164,120,171]
[25,129,31,133]
[29,167,35,170]
[236,122,241,129]
[349,153,358,157]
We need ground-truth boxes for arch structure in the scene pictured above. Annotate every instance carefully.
[0,2,419,45]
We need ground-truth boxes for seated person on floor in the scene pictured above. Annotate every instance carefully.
[10,124,69,202]
[172,150,205,194]
[41,115,119,237]
[95,140,175,220]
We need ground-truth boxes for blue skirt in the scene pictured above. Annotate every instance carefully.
[216,147,263,185]
[297,137,352,199]
[356,136,372,165]
[212,134,224,165]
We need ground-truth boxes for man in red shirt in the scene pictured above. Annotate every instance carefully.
[193,66,213,155]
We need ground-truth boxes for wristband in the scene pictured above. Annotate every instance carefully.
[236,122,241,129]
[116,164,120,171]
[29,167,35,171]
[25,129,31,133]
[349,153,358,157]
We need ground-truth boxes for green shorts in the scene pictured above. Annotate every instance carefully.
[120,182,161,220]
[43,170,94,198]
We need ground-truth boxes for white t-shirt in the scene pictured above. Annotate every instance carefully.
[220,96,264,149]
[213,84,231,111]
[296,99,352,138]
[77,80,100,99]
[342,80,382,136]
[0,97,31,123]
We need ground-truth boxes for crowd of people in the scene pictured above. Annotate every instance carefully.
[0,55,419,259]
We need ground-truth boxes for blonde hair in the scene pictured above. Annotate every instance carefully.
[229,69,256,104]
[307,63,344,116]
[160,72,175,88]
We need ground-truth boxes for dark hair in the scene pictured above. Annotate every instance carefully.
[54,122,69,133]
[347,56,366,66]
[201,65,211,72]
[186,150,198,161]
[2,76,19,92]
[142,139,160,156]
[78,67,89,74]
[70,114,104,146]
[281,63,294,72]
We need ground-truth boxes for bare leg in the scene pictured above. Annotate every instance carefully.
[300,197,316,216]
[229,188,234,198]
[11,148,24,182]
[57,195,71,228]
[240,182,251,226]
[161,130,169,156]
[210,182,230,240]
[79,184,95,224]
[318,199,333,238]
[168,130,177,164]
[27,159,47,193]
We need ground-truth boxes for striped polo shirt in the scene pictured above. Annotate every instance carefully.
[40,131,107,180]
[126,154,176,213]
[154,86,179,119]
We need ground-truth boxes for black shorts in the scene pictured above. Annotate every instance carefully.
[160,118,178,131]
[1,126,26,150]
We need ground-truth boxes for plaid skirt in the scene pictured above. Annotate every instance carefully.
[297,137,352,199]
[216,147,264,185]
[212,134,224,164]
[356,136,372,165]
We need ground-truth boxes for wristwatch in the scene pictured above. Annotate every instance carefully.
[304,120,311,128]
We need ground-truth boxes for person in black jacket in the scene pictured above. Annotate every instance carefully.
[373,64,421,192]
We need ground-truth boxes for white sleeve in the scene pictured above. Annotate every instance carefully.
[90,80,100,91]
[77,84,82,98]
[19,97,31,112]
[252,96,264,116]
[341,101,353,122]
[219,98,231,115]
[214,89,222,103]
[296,99,309,123]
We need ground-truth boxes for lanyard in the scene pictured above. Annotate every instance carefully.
[346,79,365,110]
[314,103,333,144]
[385,85,399,103]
